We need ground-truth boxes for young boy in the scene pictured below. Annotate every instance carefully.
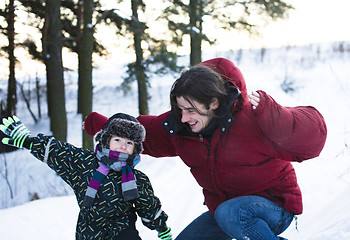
[0,114,172,240]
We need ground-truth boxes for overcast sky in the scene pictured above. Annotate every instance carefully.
[231,0,350,49]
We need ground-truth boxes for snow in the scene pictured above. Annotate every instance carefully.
[1,42,350,239]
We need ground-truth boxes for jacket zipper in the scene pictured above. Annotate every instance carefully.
[199,134,214,178]
[200,133,227,201]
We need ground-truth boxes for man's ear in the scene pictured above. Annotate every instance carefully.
[210,98,219,110]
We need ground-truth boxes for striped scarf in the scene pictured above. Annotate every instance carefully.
[82,144,140,207]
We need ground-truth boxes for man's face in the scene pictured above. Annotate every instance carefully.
[176,96,218,133]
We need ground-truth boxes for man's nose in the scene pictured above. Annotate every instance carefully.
[181,112,189,123]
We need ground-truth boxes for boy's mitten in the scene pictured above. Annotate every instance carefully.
[157,226,172,240]
[0,116,32,149]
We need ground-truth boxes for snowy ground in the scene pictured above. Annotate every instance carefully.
[1,42,350,239]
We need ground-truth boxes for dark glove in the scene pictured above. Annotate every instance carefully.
[0,116,32,149]
[157,226,172,240]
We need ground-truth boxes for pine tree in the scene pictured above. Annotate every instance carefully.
[162,0,294,66]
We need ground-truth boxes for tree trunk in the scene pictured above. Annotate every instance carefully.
[44,0,67,141]
[6,0,16,116]
[189,0,203,66]
[131,0,148,115]
[78,0,94,150]
[77,0,83,114]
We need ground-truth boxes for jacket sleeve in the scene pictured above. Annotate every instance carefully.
[253,90,327,162]
[137,112,177,157]
[133,170,169,231]
[30,134,95,188]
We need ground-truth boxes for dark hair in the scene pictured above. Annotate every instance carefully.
[170,65,231,122]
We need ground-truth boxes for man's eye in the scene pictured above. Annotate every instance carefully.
[182,109,193,113]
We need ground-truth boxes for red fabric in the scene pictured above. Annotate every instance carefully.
[200,57,249,103]
[84,112,109,137]
[84,58,327,216]
[137,58,327,215]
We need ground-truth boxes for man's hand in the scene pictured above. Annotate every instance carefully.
[248,91,261,110]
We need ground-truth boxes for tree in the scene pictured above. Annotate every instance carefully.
[108,0,181,115]
[130,0,149,115]
[0,0,17,117]
[13,0,181,121]
[78,0,94,150]
[189,0,203,66]
[162,0,294,66]
[44,0,67,141]
[18,0,106,146]
[16,0,67,141]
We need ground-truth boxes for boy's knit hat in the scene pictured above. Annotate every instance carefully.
[94,113,146,155]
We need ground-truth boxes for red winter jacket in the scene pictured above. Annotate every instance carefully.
[84,58,327,216]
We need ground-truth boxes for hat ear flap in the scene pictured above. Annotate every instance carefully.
[94,131,102,143]
[133,142,143,155]
[94,129,110,148]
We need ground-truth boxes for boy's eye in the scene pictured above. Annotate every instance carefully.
[127,141,134,145]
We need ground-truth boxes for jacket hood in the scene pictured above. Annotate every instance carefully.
[200,58,248,105]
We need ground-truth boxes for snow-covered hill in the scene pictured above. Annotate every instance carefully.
[1,42,350,239]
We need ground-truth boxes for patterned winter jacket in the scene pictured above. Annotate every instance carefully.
[30,134,168,239]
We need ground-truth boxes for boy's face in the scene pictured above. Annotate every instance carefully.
[108,136,135,154]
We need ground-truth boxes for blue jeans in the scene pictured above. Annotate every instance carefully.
[175,196,294,240]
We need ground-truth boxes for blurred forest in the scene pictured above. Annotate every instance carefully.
[0,0,293,148]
